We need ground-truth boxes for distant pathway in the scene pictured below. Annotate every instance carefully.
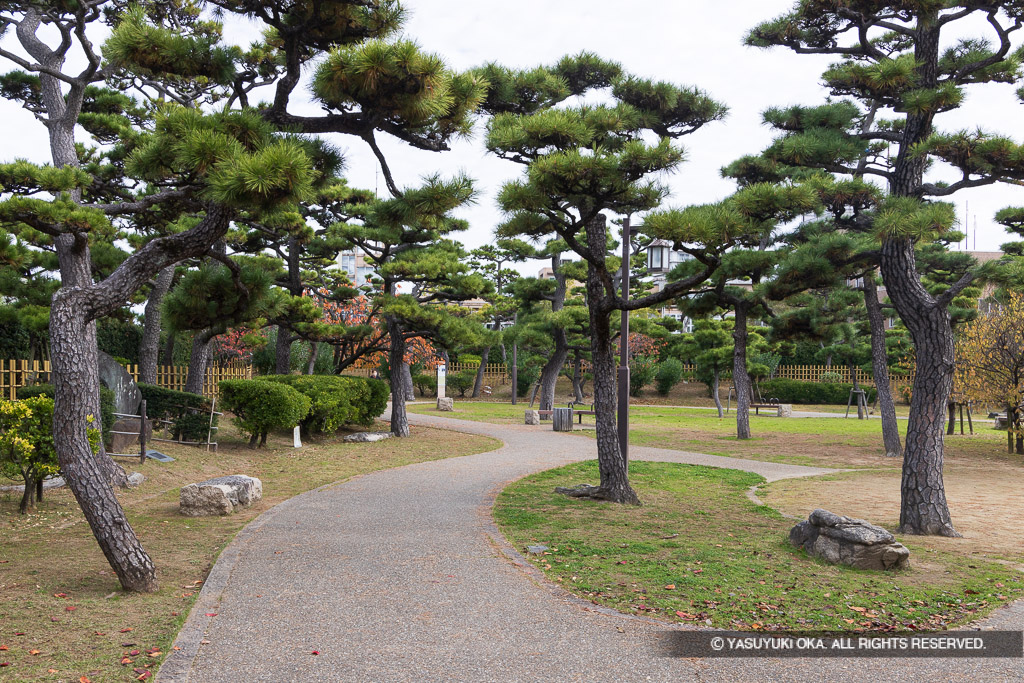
[161,411,1020,682]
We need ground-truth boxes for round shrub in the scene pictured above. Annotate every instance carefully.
[262,375,389,434]
[655,358,684,396]
[219,379,311,448]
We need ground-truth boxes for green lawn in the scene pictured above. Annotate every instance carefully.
[495,460,1024,632]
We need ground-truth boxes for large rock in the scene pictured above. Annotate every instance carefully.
[180,475,262,517]
[97,350,141,415]
[524,410,540,425]
[790,509,910,571]
[437,397,454,411]
[343,431,393,443]
[109,417,153,455]
[777,403,793,418]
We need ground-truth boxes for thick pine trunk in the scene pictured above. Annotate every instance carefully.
[184,330,214,395]
[387,316,410,437]
[864,276,902,457]
[732,305,752,440]
[539,329,569,412]
[568,215,639,505]
[51,295,157,591]
[275,327,292,374]
[471,346,490,398]
[161,331,176,367]
[138,265,174,384]
[401,362,415,401]
[880,237,958,537]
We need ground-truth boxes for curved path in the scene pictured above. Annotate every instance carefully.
[161,412,1021,682]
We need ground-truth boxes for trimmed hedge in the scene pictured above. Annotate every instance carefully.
[219,379,311,448]
[655,358,684,396]
[262,374,389,434]
[137,383,216,442]
[759,379,877,405]
[17,384,116,448]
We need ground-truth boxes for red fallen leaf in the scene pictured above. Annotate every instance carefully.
[94,632,105,636]
[616,560,627,565]
[146,648,159,654]
[29,650,41,655]
[205,613,218,617]
[129,650,140,656]
[48,669,58,673]
[0,646,6,651]
[66,606,77,612]
[692,569,703,574]
[121,658,132,666]
[311,651,320,656]
[54,593,67,599]
[0,662,10,667]
[133,668,147,675]
[120,628,133,633]
[80,677,91,683]
[13,633,24,636]
[137,672,151,681]
[664,584,676,590]
[171,612,178,616]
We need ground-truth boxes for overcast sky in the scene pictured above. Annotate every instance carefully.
[3,1,1022,276]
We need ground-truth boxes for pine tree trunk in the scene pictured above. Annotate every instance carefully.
[880,237,958,537]
[275,327,292,374]
[539,329,569,412]
[732,305,752,440]
[864,276,902,457]
[162,331,176,367]
[184,330,214,395]
[565,214,639,505]
[572,352,585,402]
[305,341,319,375]
[471,346,490,397]
[138,265,174,384]
[50,294,158,591]
[401,362,415,402]
[712,370,724,418]
[387,316,410,437]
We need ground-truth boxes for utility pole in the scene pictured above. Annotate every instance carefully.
[617,218,631,465]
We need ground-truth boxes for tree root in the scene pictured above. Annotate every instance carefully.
[554,484,641,505]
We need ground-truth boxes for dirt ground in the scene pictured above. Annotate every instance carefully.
[765,455,1024,563]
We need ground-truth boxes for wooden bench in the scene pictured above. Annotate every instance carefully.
[536,404,596,424]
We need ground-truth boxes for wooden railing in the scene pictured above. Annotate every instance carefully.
[1,359,253,400]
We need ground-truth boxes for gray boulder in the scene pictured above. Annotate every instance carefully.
[343,431,393,443]
[524,410,540,425]
[790,508,910,571]
[437,397,454,411]
[180,475,262,517]
[777,403,793,417]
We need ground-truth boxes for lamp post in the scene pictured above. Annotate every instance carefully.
[617,217,632,465]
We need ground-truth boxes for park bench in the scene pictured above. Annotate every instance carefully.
[537,402,596,424]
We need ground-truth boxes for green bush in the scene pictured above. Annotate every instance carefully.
[17,384,115,449]
[412,373,437,397]
[219,379,311,447]
[759,379,877,405]
[138,383,216,442]
[263,374,388,434]
[1,396,58,513]
[655,358,684,396]
[629,355,658,397]
[447,370,475,397]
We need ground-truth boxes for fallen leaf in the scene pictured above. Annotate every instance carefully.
[0,663,9,668]
[849,606,867,613]
[29,650,40,655]
[121,657,132,666]
[54,593,67,599]
[0,646,6,651]
[80,677,90,683]
[51,617,60,622]
[130,650,140,656]
[137,672,151,681]
[94,632,105,636]
[205,613,218,617]
[120,628,133,633]
[66,606,77,612]
[664,584,676,590]
[48,669,58,673]
[172,646,181,651]
[311,651,319,656]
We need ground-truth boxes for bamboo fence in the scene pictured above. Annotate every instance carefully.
[1,359,252,400]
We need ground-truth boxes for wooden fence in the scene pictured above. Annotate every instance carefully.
[1,359,253,400]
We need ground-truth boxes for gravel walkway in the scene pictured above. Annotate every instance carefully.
[161,411,1022,682]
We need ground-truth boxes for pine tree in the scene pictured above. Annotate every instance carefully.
[747,3,1024,536]
[488,54,730,504]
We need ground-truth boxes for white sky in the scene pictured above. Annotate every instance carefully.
[2,1,1022,278]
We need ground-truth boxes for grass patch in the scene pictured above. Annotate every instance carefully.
[494,460,1024,632]
[0,422,499,681]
